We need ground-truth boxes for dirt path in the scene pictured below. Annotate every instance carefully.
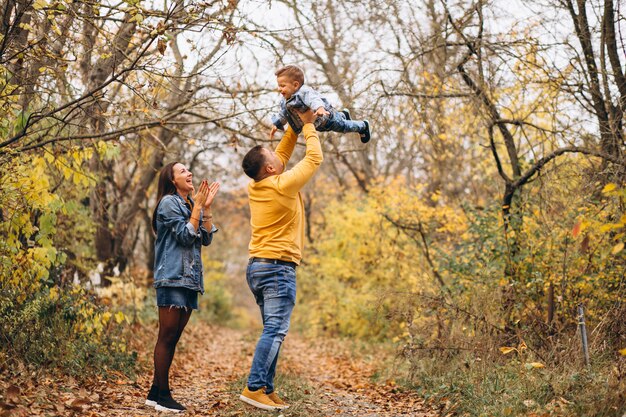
[3,322,436,416]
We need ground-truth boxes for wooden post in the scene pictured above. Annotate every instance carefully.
[577,304,590,366]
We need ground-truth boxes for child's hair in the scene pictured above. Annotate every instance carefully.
[275,65,304,86]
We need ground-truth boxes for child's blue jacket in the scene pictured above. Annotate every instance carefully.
[271,85,333,134]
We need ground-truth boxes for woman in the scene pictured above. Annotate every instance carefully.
[145,161,220,413]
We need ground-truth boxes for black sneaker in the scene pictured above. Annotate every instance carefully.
[145,384,159,407]
[155,390,186,413]
[360,120,371,143]
[342,108,352,120]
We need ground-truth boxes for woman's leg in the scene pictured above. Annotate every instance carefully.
[153,306,192,391]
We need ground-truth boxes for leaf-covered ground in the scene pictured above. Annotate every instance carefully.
[0,322,435,416]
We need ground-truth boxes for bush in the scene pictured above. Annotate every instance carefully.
[0,284,136,379]
[197,259,234,324]
[297,178,626,416]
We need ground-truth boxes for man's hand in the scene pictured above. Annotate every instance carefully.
[314,107,330,117]
[269,125,278,140]
[297,108,317,125]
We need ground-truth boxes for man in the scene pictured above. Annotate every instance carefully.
[239,109,322,410]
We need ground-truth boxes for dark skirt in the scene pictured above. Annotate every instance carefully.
[156,287,199,310]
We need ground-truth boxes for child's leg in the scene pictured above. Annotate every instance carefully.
[322,111,366,133]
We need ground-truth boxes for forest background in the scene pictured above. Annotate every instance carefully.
[0,0,625,415]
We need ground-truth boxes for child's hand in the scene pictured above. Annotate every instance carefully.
[315,107,330,117]
[269,125,278,140]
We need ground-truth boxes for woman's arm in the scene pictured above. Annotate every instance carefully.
[199,182,220,246]
[158,196,201,247]
[199,220,218,246]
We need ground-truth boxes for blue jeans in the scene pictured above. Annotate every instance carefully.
[318,110,366,134]
[246,261,296,394]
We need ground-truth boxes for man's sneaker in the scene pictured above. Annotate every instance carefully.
[145,384,159,407]
[267,391,289,409]
[239,387,280,410]
[155,390,186,413]
[360,120,371,143]
[341,108,352,120]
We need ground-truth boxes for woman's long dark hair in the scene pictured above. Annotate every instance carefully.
[152,161,180,233]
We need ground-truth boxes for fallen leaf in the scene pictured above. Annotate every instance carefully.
[5,386,19,404]
[526,362,545,369]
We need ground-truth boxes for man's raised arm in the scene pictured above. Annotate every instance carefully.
[276,110,323,195]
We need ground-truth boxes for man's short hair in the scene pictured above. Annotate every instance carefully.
[275,65,304,86]
[242,145,266,180]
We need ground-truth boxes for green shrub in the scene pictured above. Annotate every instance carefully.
[0,284,136,379]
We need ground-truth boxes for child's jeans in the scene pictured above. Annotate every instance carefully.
[317,110,366,134]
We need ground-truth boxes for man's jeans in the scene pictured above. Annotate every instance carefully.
[246,261,296,394]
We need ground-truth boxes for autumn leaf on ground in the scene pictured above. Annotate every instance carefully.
[5,386,20,404]
[525,362,545,369]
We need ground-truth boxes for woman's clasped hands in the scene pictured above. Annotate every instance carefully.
[193,179,220,209]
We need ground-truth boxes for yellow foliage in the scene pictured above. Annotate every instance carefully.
[0,150,99,305]
[296,180,471,339]
[525,362,545,369]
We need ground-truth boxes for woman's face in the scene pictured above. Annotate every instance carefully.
[172,163,194,196]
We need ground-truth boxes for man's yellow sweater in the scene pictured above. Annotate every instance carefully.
[247,124,323,264]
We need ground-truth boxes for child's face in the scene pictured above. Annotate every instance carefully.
[277,75,300,99]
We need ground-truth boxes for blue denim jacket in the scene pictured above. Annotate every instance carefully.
[271,85,334,134]
[153,193,217,294]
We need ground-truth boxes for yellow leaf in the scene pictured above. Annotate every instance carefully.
[102,311,112,323]
[602,183,617,193]
[500,346,516,355]
[129,13,144,23]
[33,0,47,10]
[611,242,624,255]
[18,23,34,32]
[49,286,59,301]
[526,362,545,368]
[114,311,125,324]
[600,223,622,233]
[619,348,626,356]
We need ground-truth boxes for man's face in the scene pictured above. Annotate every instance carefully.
[277,75,300,100]
[262,148,284,176]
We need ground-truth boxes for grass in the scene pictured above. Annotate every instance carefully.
[391,351,626,417]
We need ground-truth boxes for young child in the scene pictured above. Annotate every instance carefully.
[270,65,371,143]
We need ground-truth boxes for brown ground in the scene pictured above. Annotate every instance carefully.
[0,322,437,417]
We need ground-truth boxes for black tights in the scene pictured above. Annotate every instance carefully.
[152,306,192,392]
